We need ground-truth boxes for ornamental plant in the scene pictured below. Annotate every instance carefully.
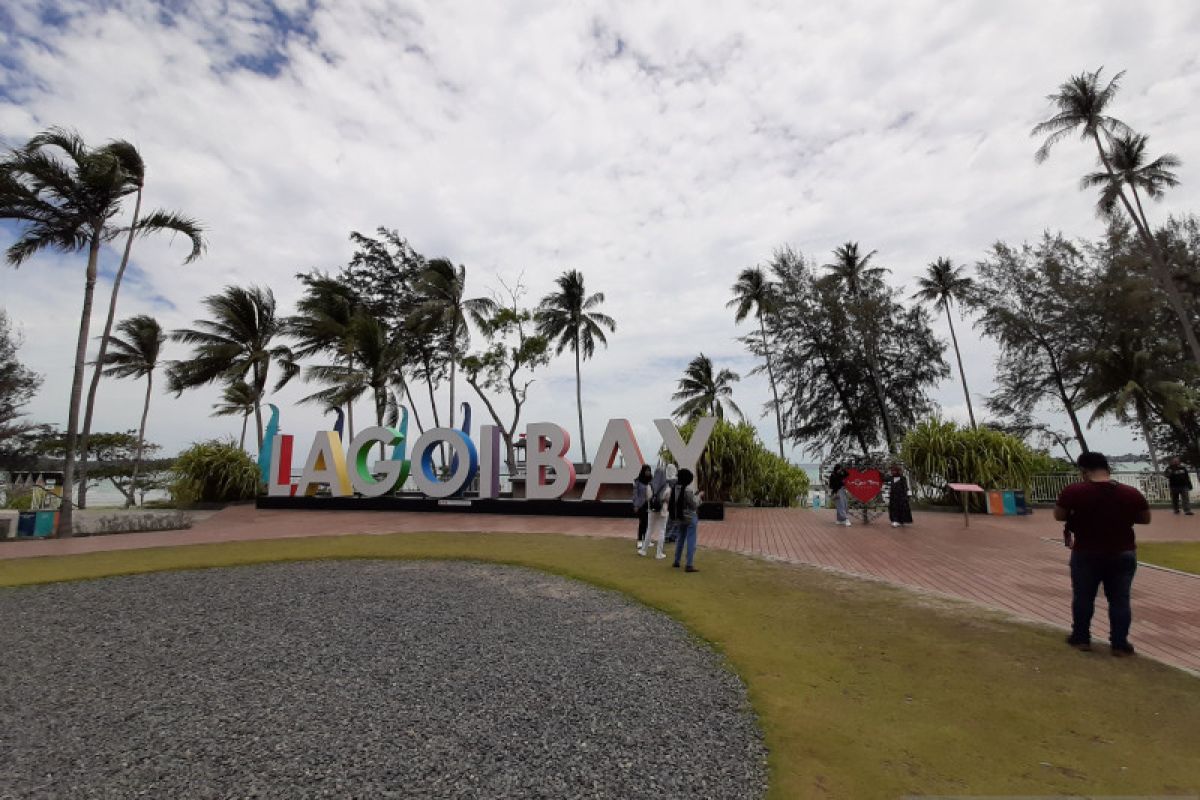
[900,418,1063,503]
[666,418,809,506]
[168,439,260,506]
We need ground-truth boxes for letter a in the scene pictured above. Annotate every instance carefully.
[582,419,644,501]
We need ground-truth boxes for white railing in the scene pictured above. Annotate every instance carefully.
[1029,472,1180,504]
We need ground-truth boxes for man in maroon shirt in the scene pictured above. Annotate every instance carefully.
[1054,451,1150,656]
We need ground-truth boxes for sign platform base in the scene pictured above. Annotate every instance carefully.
[256,494,726,521]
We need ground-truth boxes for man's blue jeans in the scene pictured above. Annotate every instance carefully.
[835,488,849,522]
[1069,550,1137,646]
[673,518,698,567]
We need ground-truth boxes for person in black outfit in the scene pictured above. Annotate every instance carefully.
[1164,457,1194,515]
[887,464,913,528]
[631,464,653,550]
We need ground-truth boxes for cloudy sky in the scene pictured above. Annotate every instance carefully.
[2,0,1198,464]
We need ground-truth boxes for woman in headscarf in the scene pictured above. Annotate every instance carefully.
[887,464,913,528]
[631,464,654,551]
[640,465,671,559]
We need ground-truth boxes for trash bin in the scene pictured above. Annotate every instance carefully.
[1013,490,1031,515]
[16,510,37,537]
[33,510,57,538]
[986,491,1006,515]
[1001,490,1017,515]
[0,509,18,538]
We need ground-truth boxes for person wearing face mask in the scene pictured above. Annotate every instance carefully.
[631,464,654,552]
[640,465,671,559]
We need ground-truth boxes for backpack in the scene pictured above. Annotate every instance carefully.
[649,491,663,513]
[670,484,691,521]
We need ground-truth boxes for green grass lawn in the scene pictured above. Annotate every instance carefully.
[3,533,1198,798]
[1139,541,1200,575]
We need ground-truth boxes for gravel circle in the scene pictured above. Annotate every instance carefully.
[0,561,767,799]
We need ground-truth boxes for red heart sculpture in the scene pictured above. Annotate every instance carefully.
[844,468,883,503]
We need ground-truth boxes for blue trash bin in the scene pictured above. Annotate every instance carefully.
[1013,490,1030,515]
[33,510,57,538]
[1001,490,1017,515]
[16,511,37,537]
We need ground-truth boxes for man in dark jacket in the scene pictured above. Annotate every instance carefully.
[1164,457,1194,516]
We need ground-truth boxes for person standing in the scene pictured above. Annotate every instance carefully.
[829,464,851,527]
[1054,451,1150,657]
[1164,456,1194,516]
[632,464,653,551]
[640,465,670,559]
[671,467,702,572]
[887,465,913,528]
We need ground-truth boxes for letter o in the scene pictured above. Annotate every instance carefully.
[412,428,478,499]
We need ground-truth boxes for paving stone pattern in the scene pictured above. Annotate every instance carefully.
[0,561,767,799]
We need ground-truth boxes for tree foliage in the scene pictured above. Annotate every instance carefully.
[0,309,42,447]
[764,247,947,455]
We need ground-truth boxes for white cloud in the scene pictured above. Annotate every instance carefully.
[1,0,1198,465]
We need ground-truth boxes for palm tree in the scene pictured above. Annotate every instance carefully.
[287,272,361,438]
[1081,132,1181,221]
[672,354,743,421]
[1032,68,1199,366]
[301,313,407,456]
[536,269,616,465]
[98,315,164,507]
[212,380,259,450]
[913,258,977,429]
[413,259,494,434]
[77,141,205,508]
[825,242,896,452]
[0,127,138,536]
[169,285,298,449]
[1077,336,1192,471]
[728,266,786,458]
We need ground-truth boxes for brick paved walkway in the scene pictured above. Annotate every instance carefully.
[3,505,1198,674]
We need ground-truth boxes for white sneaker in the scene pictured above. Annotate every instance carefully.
[891,522,900,528]
[656,551,667,560]
[839,520,852,527]
[638,547,647,557]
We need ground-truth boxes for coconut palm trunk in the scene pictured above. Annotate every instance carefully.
[943,297,977,429]
[574,334,588,465]
[59,232,103,537]
[1090,130,1200,367]
[76,185,142,506]
[76,186,144,508]
[1136,404,1159,472]
[128,369,153,508]
[758,311,786,459]
[252,362,265,451]
[239,413,249,450]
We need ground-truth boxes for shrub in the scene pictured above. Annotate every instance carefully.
[169,439,260,506]
[900,419,1057,503]
[4,490,34,510]
[666,419,810,506]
